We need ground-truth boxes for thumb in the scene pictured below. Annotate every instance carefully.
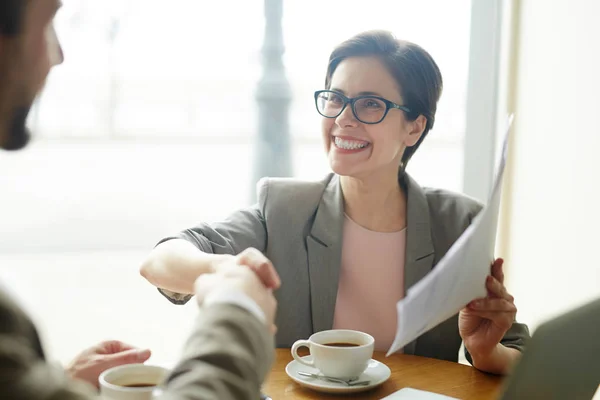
[102,348,151,368]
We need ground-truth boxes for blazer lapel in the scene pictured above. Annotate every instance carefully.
[306,174,344,333]
[303,173,436,348]
[401,173,435,355]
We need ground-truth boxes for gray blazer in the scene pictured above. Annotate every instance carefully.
[159,173,529,362]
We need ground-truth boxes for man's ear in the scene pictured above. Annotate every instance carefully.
[404,114,427,147]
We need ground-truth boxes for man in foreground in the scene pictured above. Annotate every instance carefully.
[0,0,280,398]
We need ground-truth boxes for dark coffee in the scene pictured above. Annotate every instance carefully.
[324,342,360,347]
[122,383,156,388]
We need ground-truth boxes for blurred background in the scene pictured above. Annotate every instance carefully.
[0,0,598,367]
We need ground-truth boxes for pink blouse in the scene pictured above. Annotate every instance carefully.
[332,214,406,352]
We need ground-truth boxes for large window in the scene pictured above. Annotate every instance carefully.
[34,1,470,144]
[4,0,472,254]
[31,0,264,139]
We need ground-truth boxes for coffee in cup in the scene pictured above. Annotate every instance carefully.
[99,364,169,400]
[291,329,374,380]
[323,342,360,347]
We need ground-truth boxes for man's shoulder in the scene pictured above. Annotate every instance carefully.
[0,285,42,355]
[0,286,26,324]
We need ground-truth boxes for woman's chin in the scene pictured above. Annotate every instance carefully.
[328,159,360,177]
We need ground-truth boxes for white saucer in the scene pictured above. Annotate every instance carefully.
[285,356,391,394]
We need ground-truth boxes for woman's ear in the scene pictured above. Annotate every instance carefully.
[403,114,427,147]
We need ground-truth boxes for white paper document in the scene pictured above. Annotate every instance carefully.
[387,116,514,356]
[380,388,459,400]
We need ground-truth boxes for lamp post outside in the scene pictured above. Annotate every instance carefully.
[252,0,293,198]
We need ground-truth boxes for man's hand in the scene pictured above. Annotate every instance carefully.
[195,263,278,333]
[213,248,281,290]
[66,340,151,388]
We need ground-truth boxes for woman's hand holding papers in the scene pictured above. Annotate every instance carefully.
[458,258,521,374]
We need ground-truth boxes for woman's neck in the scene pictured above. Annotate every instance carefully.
[340,170,407,233]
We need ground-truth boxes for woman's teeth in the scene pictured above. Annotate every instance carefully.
[334,137,369,150]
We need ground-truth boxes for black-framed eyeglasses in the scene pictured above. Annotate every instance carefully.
[314,90,411,125]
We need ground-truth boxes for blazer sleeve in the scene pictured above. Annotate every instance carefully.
[160,304,275,400]
[157,179,270,305]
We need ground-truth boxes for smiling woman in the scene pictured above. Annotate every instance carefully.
[140,30,530,375]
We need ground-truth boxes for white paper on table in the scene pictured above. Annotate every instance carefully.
[387,115,514,356]
[380,388,459,399]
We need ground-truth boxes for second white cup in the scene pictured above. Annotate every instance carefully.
[99,364,169,400]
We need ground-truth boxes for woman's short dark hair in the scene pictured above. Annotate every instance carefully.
[325,30,443,169]
[0,0,26,36]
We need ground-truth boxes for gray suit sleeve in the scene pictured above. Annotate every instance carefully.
[157,180,270,305]
[0,347,98,400]
[160,304,274,400]
[0,291,99,400]
[0,292,273,400]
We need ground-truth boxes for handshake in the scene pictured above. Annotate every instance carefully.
[194,247,281,333]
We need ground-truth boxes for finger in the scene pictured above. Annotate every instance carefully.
[99,340,137,354]
[469,298,516,312]
[102,348,151,369]
[485,276,514,301]
[462,309,515,326]
[491,258,505,284]
[248,262,281,290]
[485,275,506,298]
[237,249,281,289]
[236,248,266,266]
[270,324,278,335]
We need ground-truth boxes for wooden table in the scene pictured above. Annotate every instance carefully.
[263,349,504,399]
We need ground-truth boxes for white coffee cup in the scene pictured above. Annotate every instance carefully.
[99,364,169,400]
[291,329,374,380]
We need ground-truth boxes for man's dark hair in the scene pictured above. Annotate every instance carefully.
[1,0,32,150]
[0,0,26,36]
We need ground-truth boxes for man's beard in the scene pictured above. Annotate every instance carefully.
[2,105,31,151]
